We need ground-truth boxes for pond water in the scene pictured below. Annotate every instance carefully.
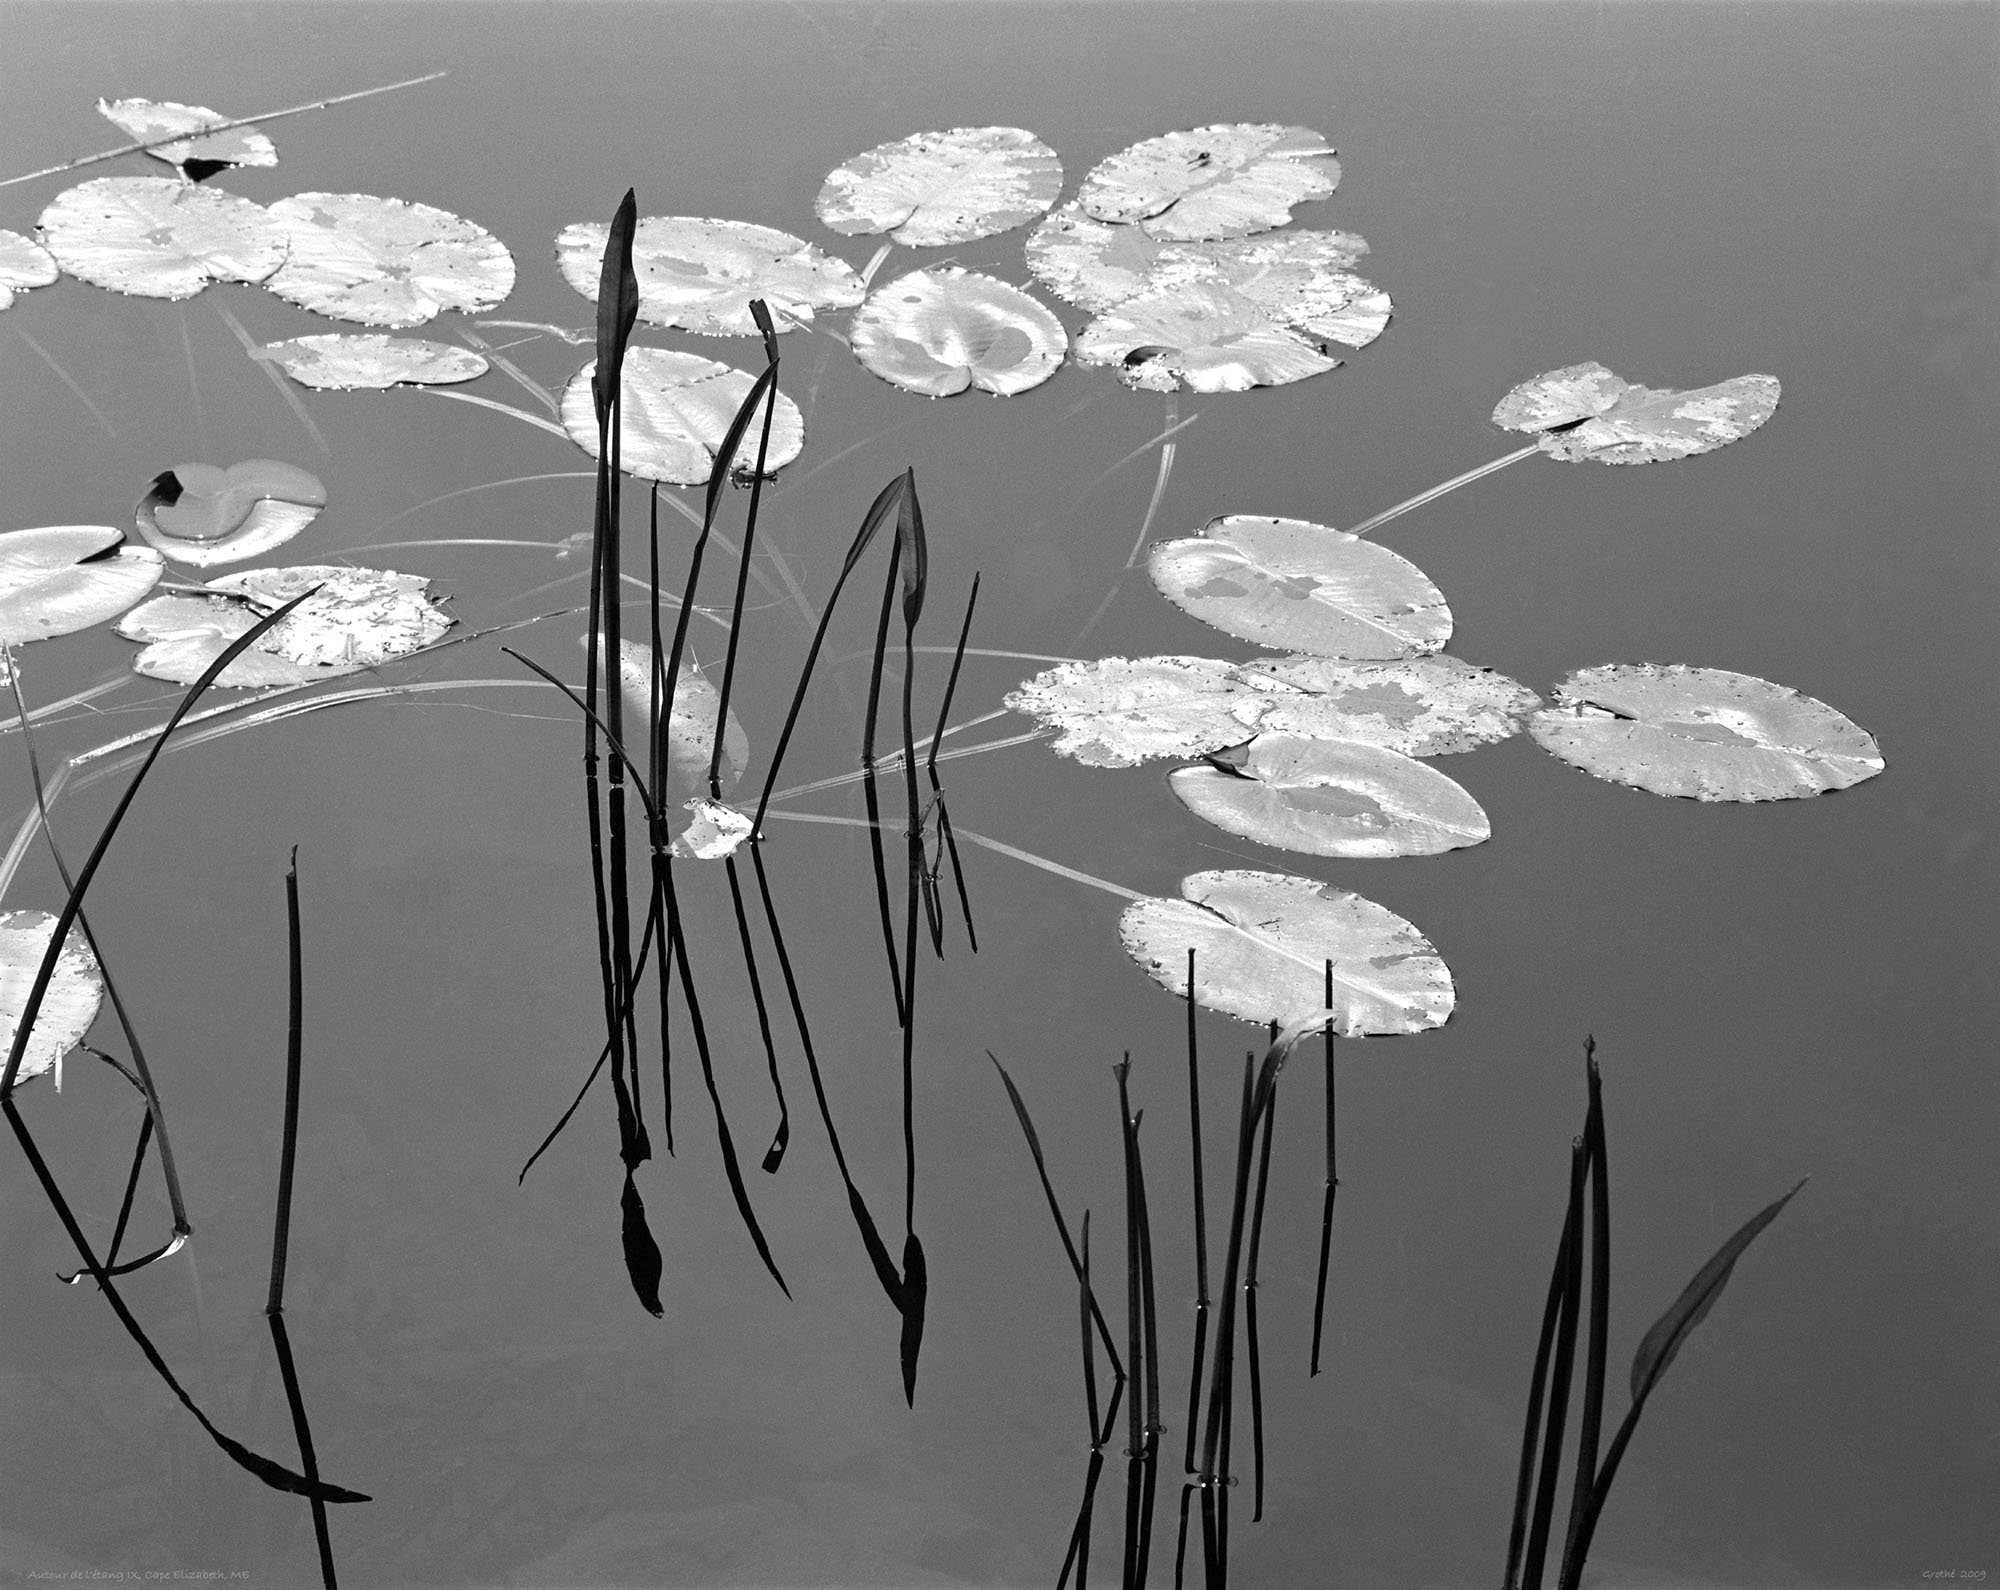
[2,4,1994,1587]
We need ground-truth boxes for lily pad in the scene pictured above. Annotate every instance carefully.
[596,636,751,798]
[1004,655,1275,768]
[560,348,804,486]
[672,798,755,861]
[96,97,277,173]
[1076,280,1340,393]
[816,126,1062,247]
[258,333,488,390]
[1492,363,1781,464]
[116,564,452,686]
[37,176,287,299]
[1170,736,1490,858]
[1232,655,1542,756]
[1148,515,1450,658]
[1078,124,1341,241]
[0,525,163,644]
[1119,869,1453,1032]
[265,193,515,327]
[850,267,1066,397]
[556,215,863,336]
[0,909,105,1088]
[0,230,60,311]
[1529,664,1884,801]
[134,460,326,569]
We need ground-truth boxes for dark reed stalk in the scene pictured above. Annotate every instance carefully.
[1181,948,1210,1475]
[102,1089,154,1268]
[1129,1092,1163,1587]
[49,1049,183,1282]
[1310,961,1338,1376]
[264,849,339,1587]
[1517,1139,1588,1589]
[1116,1061,1145,1588]
[1243,1069,1279,1523]
[923,572,982,955]
[1198,1052,1260,1589]
[1059,1212,1105,1590]
[1560,1045,1611,1576]
[859,534,907,1023]
[1502,1188,1575,1590]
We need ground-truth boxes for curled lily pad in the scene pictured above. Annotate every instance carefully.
[0,230,60,311]
[116,565,452,686]
[38,177,287,299]
[850,267,1066,397]
[1119,869,1453,1032]
[1529,663,1884,801]
[265,193,515,327]
[258,333,488,390]
[816,126,1062,247]
[1148,515,1450,658]
[1170,735,1490,858]
[560,348,804,486]
[1233,655,1542,755]
[0,525,163,644]
[134,460,325,567]
[96,97,277,173]
[556,216,862,336]
[1004,655,1274,768]
[0,909,105,1088]
[1492,363,1781,464]
[1078,124,1340,241]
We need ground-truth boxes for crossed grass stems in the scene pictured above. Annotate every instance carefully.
[0,195,1801,1588]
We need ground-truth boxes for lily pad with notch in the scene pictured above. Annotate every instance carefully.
[96,97,278,176]
[1492,362,1780,465]
[1078,124,1341,242]
[134,460,326,568]
[258,333,488,391]
[560,348,803,486]
[816,126,1062,247]
[850,267,1066,397]
[1529,663,1884,801]
[37,176,287,300]
[265,193,515,327]
[0,524,163,644]
[1119,868,1454,1031]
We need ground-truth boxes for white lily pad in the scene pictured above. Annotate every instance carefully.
[1171,736,1490,858]
[850,267,1066,397]
[1492,363,1781,465]
[0,230,60,311]
[0,525,164,644]
[1231,655,1542,756]
[671,798,755,860]
[0,909,105,1088]
[1529,664,1884,801]
[560,348,804,486]
[1076,279,1339,393]
[595,636,751,798]
[133,459,325,568]
[264,193,515,327]
[556,215,863,336]
[258,333,488,390]
[816,126,1062,247]
[1119,869,1453,1032]
[1078,124,1340,241]
[37,176,287,299]
[1148,515,1450,658]
[1004,655,1276,768]
[96,97,277,172]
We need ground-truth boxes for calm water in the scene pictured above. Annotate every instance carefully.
[2,4,1995,1586]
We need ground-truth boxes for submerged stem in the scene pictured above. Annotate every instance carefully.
[1343,441,1541,539]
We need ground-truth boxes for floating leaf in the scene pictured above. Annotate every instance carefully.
[1119,869,1453,1032]
[1078,124,1340,241]
[1003,655,1275,768]
[672,798,755,860]
[850,267,1065,397]
[116,565,451,686]
[96,97,277,172]
[1076,280,1338,393]
[560,348,803,486]
[133,460,325,568]
[595,636,751,797]
[0,909,105,1089]
[264,193,515,327]
[1148,515,1450,658]
[258,333,488,390]
[555,216,862,336]
[1171,735,1491,857]
[816,126,1062,247]
[0,230,60,311]
[1529,664,1884,801]
[37,176,287,299]
[1492,362,1781,465]
[1232,655,1542,756]
[0,525,163,644]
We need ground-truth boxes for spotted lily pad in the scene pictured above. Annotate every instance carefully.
[1492,363,1781,464]
[672,798,755,860]
[38,176,287,299]
[1529,664,1884,801]
[1078,124,1341,241]
[850,267,1066,397]
[560,348,804,486]
[0,909,105,1089]
[96,97,277,173]
[1148,515,1450,658]
[0,525,163,644]
[1232,655,1542,755]
[1119,869,1454,1031]
[1004,655,1276,768]
[0,230,60,311]
[556,215,863,335]
[816,126,1062,247]
[1170,735,1490,857]
[265,193,515,327]
[258,333,488,390]
[133,460,325,568]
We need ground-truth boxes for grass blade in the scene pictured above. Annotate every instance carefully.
[898,1230,927,1406]
[1309,960,1337,1376]
[1342,441,1541,539]
[1560,1044,1611,1576]
[1519,1139,1587,1589]
[619,1168,665,1317]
